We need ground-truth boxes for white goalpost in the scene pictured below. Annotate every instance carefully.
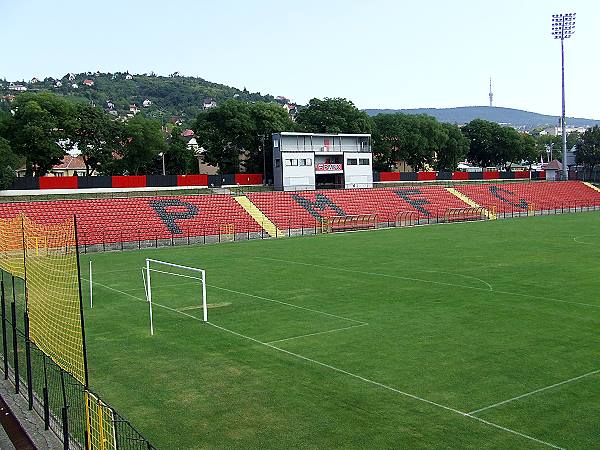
[142,258,207,336]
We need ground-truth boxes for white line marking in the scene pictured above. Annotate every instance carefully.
[468,368,600,415]
[256,256,600,310]
[88,278,563,449]
[205,284,366,325]
[572,235,595,245]
[266,323,368,344]
[256,257,492,291]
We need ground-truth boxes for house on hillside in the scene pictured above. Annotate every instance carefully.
[71,83,79,89]
[283,103,297,115]
[16,155,91,177]
[203,99,217,109]
[129,104,140,115]
[106,100,114,109]
[142,99,152,107]
[82,79,94,87]
[10,84,27,92]
[54,81,63,88]
[30,77,40,84]
[125,74,133,80]
[66,73,76,81]
[1,95,15,103]
[181,129,195,138]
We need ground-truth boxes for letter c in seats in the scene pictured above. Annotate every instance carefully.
[149,199,199,234]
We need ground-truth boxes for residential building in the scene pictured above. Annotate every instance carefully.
[272,132,373,191]
[10,84,27,92]
[82,79,94,87]
[125,74,133,80]
[203,99,217,109]
[142,99,152,107]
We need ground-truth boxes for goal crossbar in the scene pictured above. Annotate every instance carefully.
[144,258,207,336]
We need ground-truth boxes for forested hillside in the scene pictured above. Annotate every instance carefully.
[1,72,275,125]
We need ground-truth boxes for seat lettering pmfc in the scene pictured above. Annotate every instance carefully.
[489,186,528,209]
[149,199,199,234]
[394,189,431,216]
[291,193,346,221]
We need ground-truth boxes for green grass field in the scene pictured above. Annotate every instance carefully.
[81,213,600,449]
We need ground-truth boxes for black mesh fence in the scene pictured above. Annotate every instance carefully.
[0,270,156,450]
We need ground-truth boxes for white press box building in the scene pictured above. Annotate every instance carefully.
[272,132,373,191]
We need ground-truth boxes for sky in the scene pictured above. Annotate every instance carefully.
[2,0,599,119]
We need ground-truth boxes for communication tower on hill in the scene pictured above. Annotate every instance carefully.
[489,77,493,107]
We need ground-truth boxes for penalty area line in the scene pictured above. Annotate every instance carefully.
[266,323,368,344]
[84,278,562,449]
[468,368,600,415]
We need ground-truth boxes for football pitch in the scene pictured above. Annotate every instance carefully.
[82,212,600,449]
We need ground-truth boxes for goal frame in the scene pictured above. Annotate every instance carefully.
[144,258,207,336]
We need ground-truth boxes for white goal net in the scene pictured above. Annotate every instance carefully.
[142,258,207,335]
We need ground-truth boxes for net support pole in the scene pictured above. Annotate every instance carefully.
[145,260,154,336]
[201,270,207,322]
[89,261,93,309]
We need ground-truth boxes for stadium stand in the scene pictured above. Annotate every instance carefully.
[1,181,600,247]
[455,181,600,214]
[247,186,471,229]
[0,196,261,245]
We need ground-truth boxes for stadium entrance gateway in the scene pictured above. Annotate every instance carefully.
[272,132,373,191]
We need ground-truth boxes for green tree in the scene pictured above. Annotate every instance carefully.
[435,123,469,171]
[9,92,74,175]
[576,126,600,177]
[161,126,196,174]
[462,119,504,168]
[372,113,445,171]
[0,137,20,189]
[296,98,372,134]
[117,115,166,175]
[70,103,122,175]
[193,100,295,174]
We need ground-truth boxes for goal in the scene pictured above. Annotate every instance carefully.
[143,258,207,335]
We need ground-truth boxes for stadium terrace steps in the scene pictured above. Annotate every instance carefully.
[234,196,283,238]
[247,187,473,229]
[583,182,600,193]
[0,195,261,245]
[446,188,497,220]
[1,182,600,248]
[454,181,600,214]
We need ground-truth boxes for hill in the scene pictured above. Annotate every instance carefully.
[1,71,276,125]
[364,106,600,130]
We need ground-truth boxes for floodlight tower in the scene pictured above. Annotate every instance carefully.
[551,12,576,180]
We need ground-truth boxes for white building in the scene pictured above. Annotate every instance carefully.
[272,132,373,191]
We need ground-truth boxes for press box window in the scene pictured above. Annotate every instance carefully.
[347,159,358,165]
[290,159,298,166]
[359,158,370,165]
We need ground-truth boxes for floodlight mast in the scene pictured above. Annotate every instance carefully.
[551,13,576,180]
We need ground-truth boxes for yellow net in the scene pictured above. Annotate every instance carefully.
[86,392,117,450]
[0,215,87,385]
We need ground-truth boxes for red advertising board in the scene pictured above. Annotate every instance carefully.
[39,176,79,190]
[315,163,343,172]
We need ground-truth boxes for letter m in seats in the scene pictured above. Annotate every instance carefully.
[394,189,431,216]
[291,193,346,221]
[149,199,199,234]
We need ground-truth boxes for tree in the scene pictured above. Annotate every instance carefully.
[70,103,122,175]
[462,119,505,168]
[0,137,20,189]
[117,115,166,175]
[194,100,255,173]
[9,92,74,176]
[576,126,600,177]
[372,113,445,171]
[296,98,372,134]
[435,123,469,171]
[193,100,295,175]
[161,126,196,174]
